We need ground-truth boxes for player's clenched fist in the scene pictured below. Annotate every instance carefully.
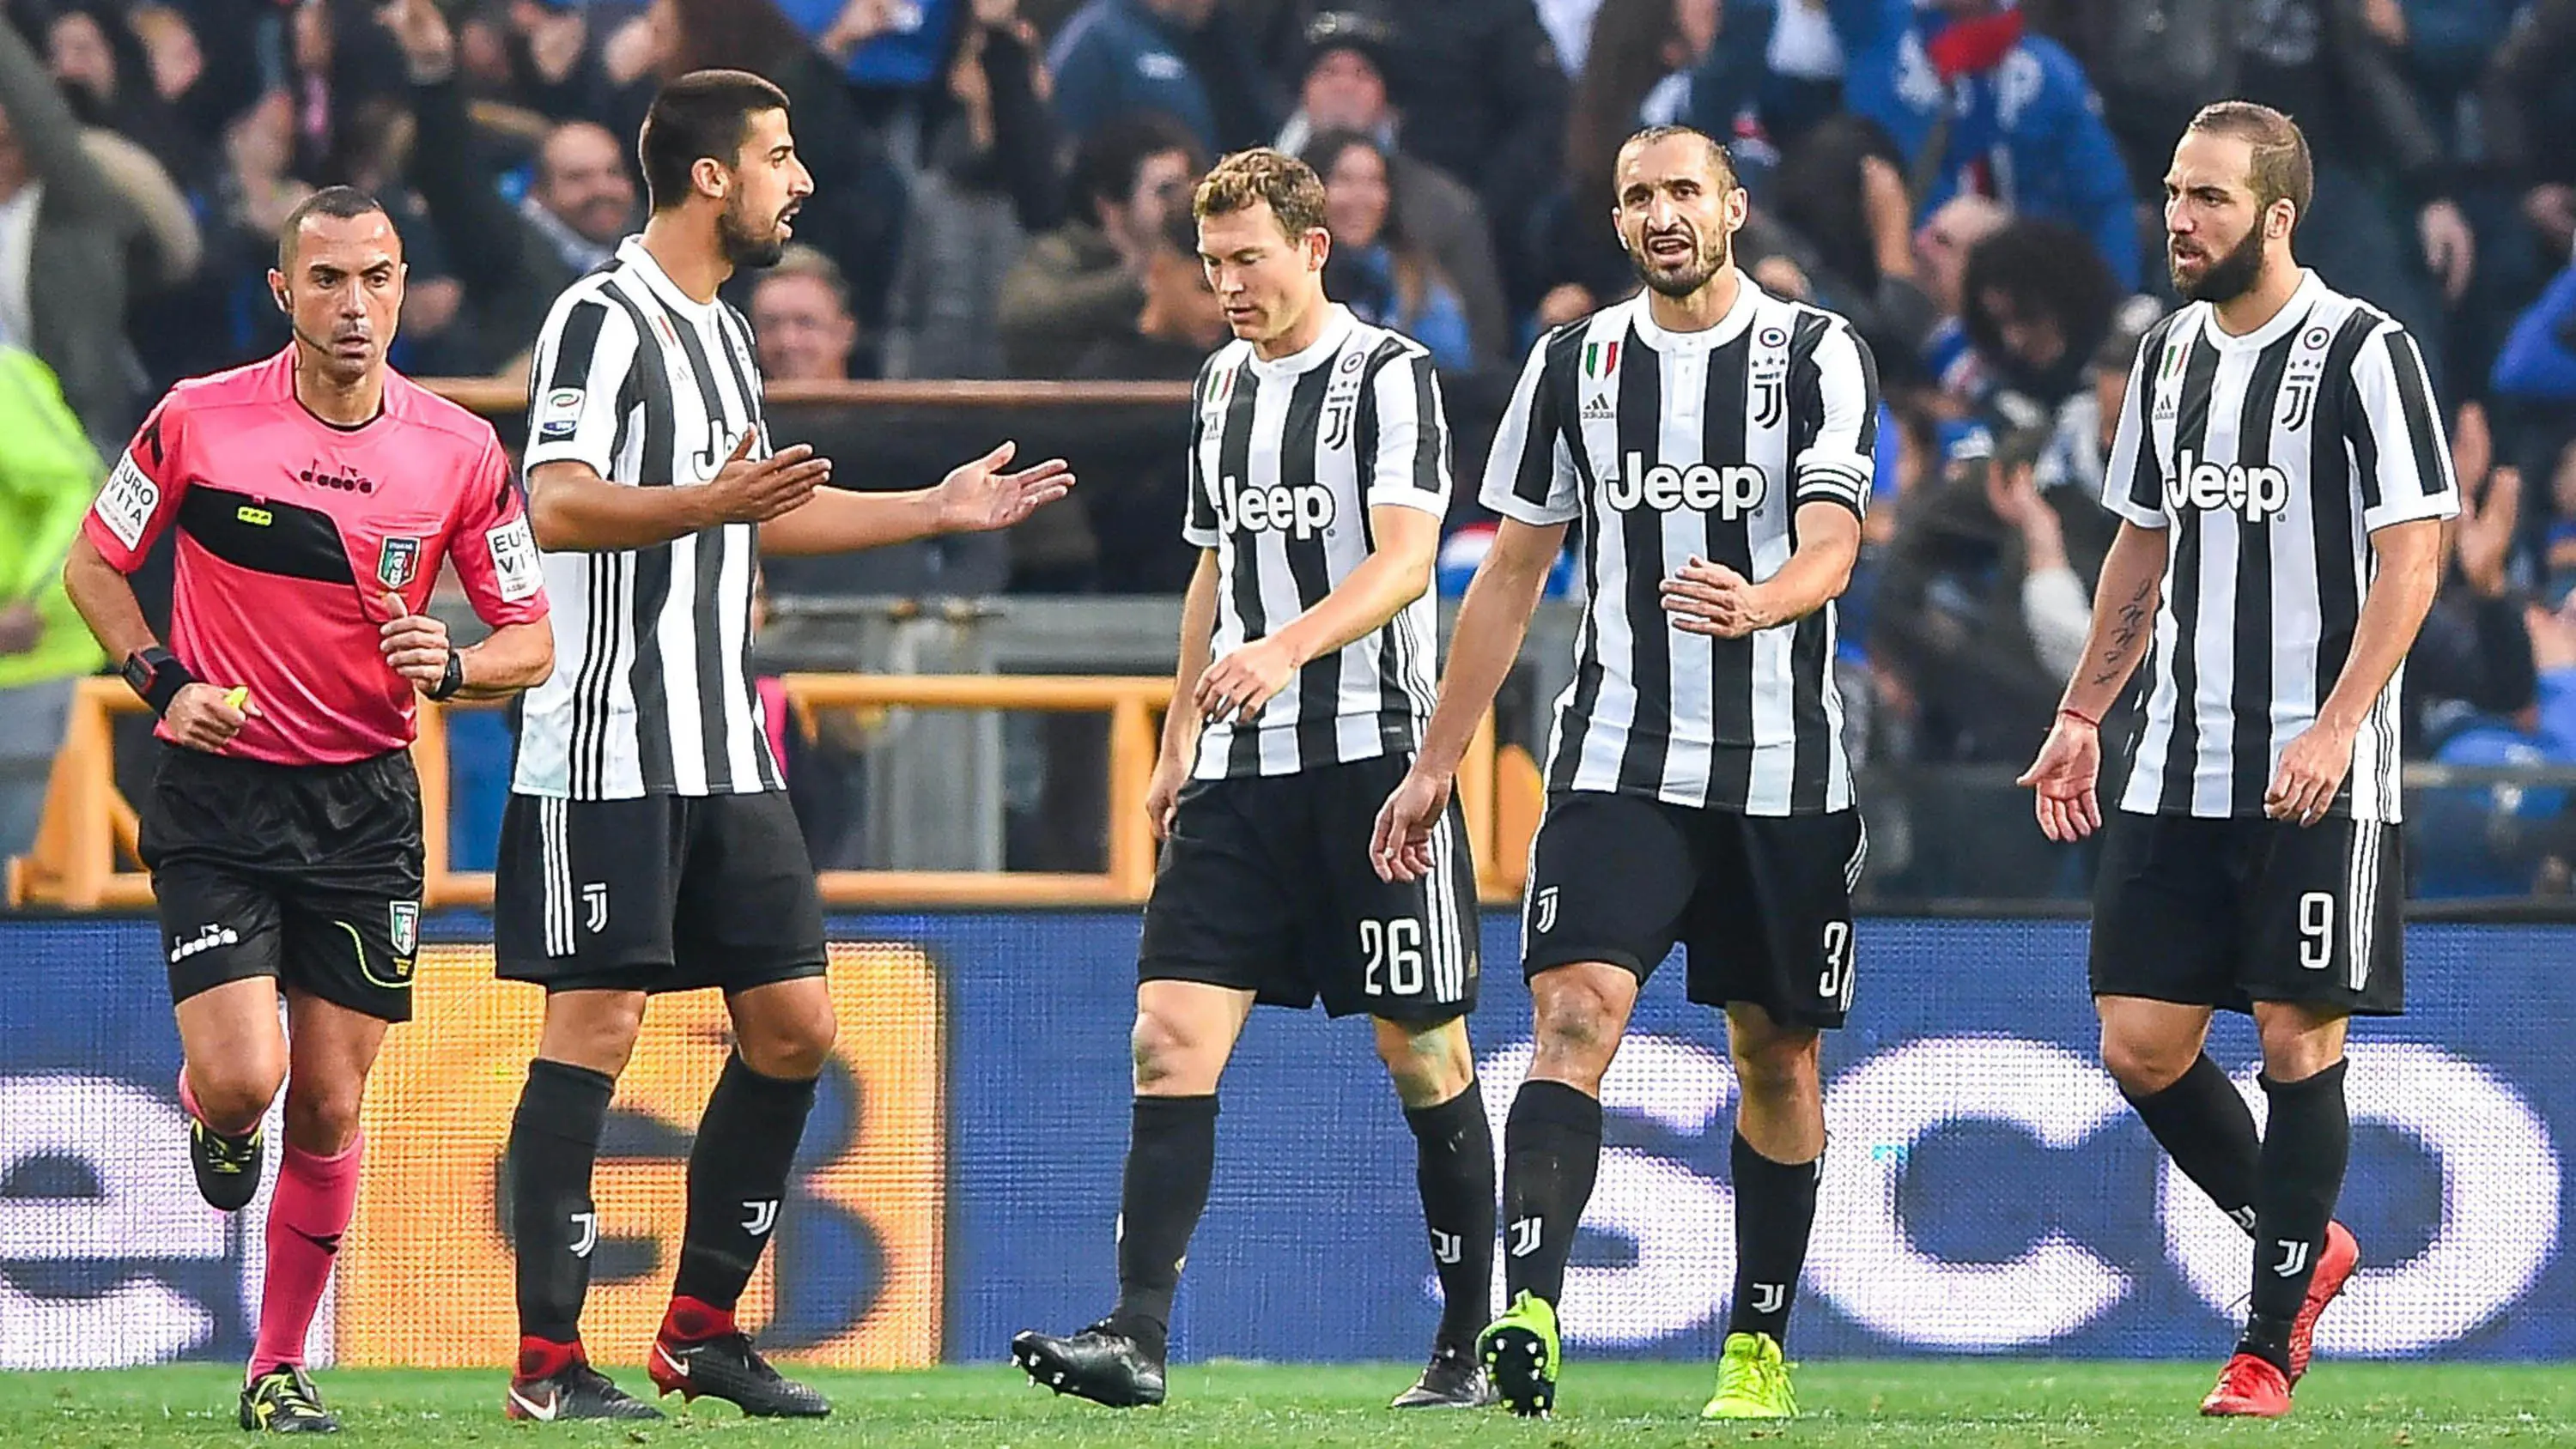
[165,682,253,753]
[1369,767,1451,882]
[378,591,454,692]
[703,430,830,523]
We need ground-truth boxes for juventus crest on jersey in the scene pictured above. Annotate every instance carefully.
[1185,305,1451,779]
[1485,281,1880,815]
[2105,270,2458,823]
[514,238,783,800]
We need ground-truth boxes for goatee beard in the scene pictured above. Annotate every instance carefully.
[2175,226,2266,304]
[718,209,787,269]
[1632,234,1732,299]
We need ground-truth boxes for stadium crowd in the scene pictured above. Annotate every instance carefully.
[2,0,2574,892]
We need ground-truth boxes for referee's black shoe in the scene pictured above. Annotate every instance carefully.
[649,1331,831,1418]
[1012,1321,1167,1407]
[240,1366,338,1433]
[191,1117,264,1212]
[1391,1343,1498,1409]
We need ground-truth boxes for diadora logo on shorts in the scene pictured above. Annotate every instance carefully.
[1209,473,1337,539]
[168,924,239,965]
[2166,448,2291,523]
[1601,452,1767,518]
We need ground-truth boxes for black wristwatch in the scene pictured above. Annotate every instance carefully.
[121,646,197,716]
[426,647,465,701]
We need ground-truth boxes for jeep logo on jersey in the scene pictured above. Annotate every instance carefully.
[2167,449,2292,522]
[377,536,421,589]
[1601,452,1766,518]
[1210,474,1337,539]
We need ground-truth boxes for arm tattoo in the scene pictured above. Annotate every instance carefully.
[2087,576,2155,688]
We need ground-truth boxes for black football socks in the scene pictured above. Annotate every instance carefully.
[1404,1080,1496,1349]
[1109,1094,1218,1356]
[2124,1052,2261,1233]
[671,1054,820,1324]
[2241,1060,2351,1372]
[508,1058,616,1363]
[1500,1079,1603,1307]
[1725,1133,1821,1346]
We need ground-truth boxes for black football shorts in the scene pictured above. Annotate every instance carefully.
[140,743,425,1022]
[1138,753,1479,1023]
[1520,791,1865,1030]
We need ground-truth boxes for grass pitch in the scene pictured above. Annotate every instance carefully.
[9,1361,2575,1447]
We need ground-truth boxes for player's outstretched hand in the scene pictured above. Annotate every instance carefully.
[1370,767,1451,883]
[2016,714,2103,843]
[703,431,830,524]
[166,682,255,753]
[2265,721,2354,828]
[378,591,453,692]
[1661,556,1771,638]
[933,440,1075,533]
[1144,753,1188,842]
[1194,637,1297,726]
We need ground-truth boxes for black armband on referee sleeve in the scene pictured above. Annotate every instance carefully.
[120,646,197,717]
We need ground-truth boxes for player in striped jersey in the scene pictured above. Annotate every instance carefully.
[1012,149,1492,1413]
[488,70,1071,1422]
[2019,103,2457,1420]
[1376,125,1878,1422]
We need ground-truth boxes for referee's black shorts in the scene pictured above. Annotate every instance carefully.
[492,790,828,994]
[139,743,426,1022]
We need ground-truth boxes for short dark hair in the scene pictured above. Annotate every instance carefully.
[1615,124,1740,195]
[1960,218,2120,376]
[1194,147,1329,242]
[277,185,392,271]
[2186,100,2313,229]
[639,69,792,213]
[1069,112,1206,223]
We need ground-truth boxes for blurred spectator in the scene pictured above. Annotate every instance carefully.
[383,0,637,374]
[1763,112,1936,379]
[997,111,1200,377]
[46,3,198,182]
[1046,0,1282,154]
[330,96,468,373]
[1272,10,1508,368]
[2545,440,2576,586]
[0,14,167,443]
[781,0,957,90]
[1069,194,1212,592]
[2415,597,2576,898]
[0,344,105,860]
[2493,258,2576,404]
[1959,216,2122,420]
[2480,0,2576,265]
[2411,403,2535,747]
[1910,190,2006,397]
[1835,0,2140,288]
[884,2,1060,379]
[1303,130,1476,370]
[128,1,266,144]
[1870,424,2099,893]
[750,244,862,380]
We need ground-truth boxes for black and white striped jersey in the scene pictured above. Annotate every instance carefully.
[2104,270,2458,823]
[1185,304,1451,779]
[1483,280,1880,815]
[513,237,783,800]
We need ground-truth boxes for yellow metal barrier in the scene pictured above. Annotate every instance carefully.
[9,676,1534,911]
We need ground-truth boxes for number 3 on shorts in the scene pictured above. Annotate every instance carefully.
[1818,919,1856,1008]
[1360,917,1425,996]
[2298,890,2335,971]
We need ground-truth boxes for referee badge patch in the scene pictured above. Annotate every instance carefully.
[377,536,421,590]
[388,900,419,959]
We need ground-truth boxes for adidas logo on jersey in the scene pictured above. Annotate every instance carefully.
[1210,473,1338,539]
[2166,449,2292,523]
[1602,452,1767,518]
